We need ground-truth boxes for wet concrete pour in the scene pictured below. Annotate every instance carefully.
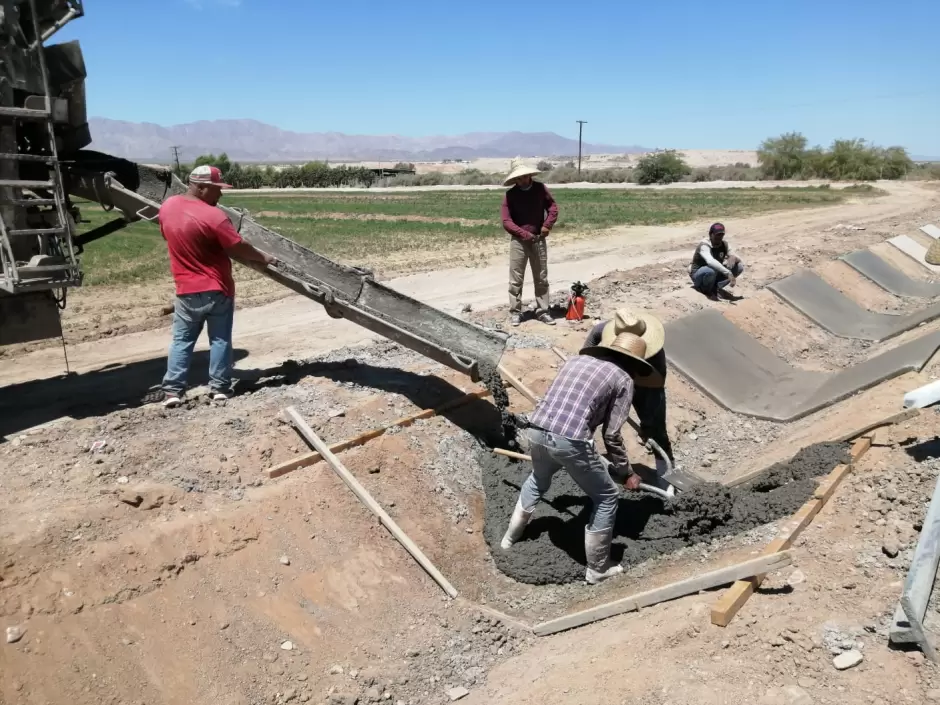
[481,441,850,585]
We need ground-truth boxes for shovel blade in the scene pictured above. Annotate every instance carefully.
[663,466,707,492]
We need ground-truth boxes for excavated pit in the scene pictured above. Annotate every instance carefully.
[481,441,850,585]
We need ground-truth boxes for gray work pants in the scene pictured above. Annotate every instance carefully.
[518,428,620,532]
[508,236,549,314]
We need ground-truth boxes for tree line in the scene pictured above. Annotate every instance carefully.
[179,153,381,188]
[179,133,921,189]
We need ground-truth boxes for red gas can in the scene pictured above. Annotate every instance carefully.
[565,281,589,322]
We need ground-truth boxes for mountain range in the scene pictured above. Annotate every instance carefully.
[86,118,648,163]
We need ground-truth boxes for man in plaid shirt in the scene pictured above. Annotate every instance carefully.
[499,332,653,585]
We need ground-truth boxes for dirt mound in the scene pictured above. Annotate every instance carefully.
[481,441,849,585]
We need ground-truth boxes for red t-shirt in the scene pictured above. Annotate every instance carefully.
[158,195,243,297]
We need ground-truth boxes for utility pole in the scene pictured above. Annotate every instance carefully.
[170,146,182,177]
[576,120,587,176]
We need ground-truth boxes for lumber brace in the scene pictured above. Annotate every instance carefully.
[534,551,793,637]
[710,436,872,627]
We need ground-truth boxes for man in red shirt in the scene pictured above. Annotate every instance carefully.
[501,158,559,327]
[159,165,276,407]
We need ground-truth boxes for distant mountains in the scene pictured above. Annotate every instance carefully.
[87,118,648,163]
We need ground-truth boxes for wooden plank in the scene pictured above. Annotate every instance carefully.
[711,437,872,626]
[266,385,501,478]
[534,551,793,637]
[285,406,459,598]
[813,465,851,503]
[497,363,540,405]
[551,346,569,362]
[834,408,918,442]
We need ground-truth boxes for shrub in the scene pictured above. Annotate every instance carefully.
[634,150,691,185]
[757,132,808,179]
[536,160,554,172]
[758,134,914,181]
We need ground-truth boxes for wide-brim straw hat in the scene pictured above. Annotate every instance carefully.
[926,238,940,266]
[599,308,665,358]
[503,156,541,187]
[580,332,654,377]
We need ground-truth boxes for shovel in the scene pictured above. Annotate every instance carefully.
[492,449,675,501]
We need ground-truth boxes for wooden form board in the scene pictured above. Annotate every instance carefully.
[710,436,873,627]
[534,551,793,636]
[286,406,459,598]
[266,384,503,478]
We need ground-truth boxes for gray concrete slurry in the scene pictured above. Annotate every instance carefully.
[482,442,850,585]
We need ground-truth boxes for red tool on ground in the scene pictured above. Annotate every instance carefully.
[565,281,589,321]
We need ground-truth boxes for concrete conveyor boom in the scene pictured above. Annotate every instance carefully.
[63,151,508,382]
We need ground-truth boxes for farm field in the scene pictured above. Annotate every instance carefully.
[76,185,860,287]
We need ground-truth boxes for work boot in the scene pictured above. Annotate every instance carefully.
[536,312,556,326]
[510,313,522,327]
[500,499,534,549]
[584,527,623,585]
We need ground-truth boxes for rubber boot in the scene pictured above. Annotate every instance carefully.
[584,527,624,585]
[500,499,534,550]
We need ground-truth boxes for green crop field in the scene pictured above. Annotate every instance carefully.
[74,186,866,287]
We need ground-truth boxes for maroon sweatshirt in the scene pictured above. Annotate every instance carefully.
[501,182,559,241]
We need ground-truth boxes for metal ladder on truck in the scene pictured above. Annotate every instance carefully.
[0,0,82,296]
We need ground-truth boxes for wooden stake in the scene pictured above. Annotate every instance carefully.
[497,363,540,405]
[285,406,458,598]
[711,436,872,626]
[266,385,504,478]
[534,551,793,637]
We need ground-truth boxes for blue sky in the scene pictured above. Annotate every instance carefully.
[59,0,939,154]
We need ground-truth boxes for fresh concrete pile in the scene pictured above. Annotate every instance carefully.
[481,442,850,585]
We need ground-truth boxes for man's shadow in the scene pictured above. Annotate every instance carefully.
[0,349,251,439]
[1,352,508,447]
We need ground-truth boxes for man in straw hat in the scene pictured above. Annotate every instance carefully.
[584,309,673,476]
[689,222,745,300]
[158,165,277,408]
[501,157,559,327]
[500,332,653,585]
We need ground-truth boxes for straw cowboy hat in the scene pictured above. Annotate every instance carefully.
[503,157,541,187]
[927,238,940,266]
[599,308,665,358]
[580,332,654,377]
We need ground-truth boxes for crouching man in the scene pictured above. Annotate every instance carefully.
[690,222,744,299]
[499,333,653,585]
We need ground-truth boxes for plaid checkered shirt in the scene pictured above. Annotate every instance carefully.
[527,354,634,471]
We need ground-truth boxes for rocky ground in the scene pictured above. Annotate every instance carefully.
[2,187,940,704]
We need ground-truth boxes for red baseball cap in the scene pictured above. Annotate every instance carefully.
[189,165,232,189]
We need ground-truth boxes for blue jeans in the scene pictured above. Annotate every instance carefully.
[692,261,745,296]
[162,291,234,395]
[519,428,620,532]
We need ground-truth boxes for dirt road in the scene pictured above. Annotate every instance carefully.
[2,181,934,389]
